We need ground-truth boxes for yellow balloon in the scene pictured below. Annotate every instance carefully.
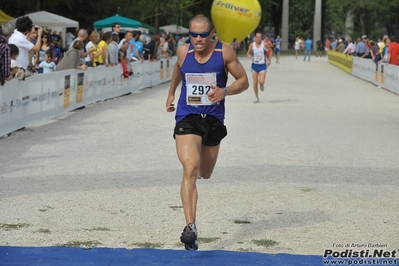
[211,0,262,44]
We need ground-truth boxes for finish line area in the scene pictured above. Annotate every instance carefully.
[1,246,322,265]
[1,55,398,266]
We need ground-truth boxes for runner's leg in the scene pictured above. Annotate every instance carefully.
[176,134,202,224]
[199,144,221,179]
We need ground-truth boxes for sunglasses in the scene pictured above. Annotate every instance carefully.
[189,31,211,38]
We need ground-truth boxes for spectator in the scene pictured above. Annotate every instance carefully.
[324,37,331,55]
[375,34,388,63]
[95,31,112,66]
[178,36,186,47]
[335,39,346,53]
[35,51,56,73]
[316,38,323,57]
[355,37,366,57]
[294,36,300,59]
[343,39,355,55]
[118,40,130,63]
[379,38,391,63]
[388,36,399,66]
[52,42,62,65]
[129,30,140,57]
[25,27,39,77]
[108,34,119,66]
[9,44,21,76]
[0,22,15,85]
[158,36,169,58]
[303,36,312,62]
[8,16,43,71]
[85,31,102,67]
[65,29,75,50]
[56,40,87,71]
[143,35,157,61]
[331,38,338,50]
[69,29,93,65]
[368,40,379,61]
[118,31,133,62]
[111,23,121,36]
[52,30,61,48]
[230,38,240,55]
[34,32,55,73]
[132,34,145,62]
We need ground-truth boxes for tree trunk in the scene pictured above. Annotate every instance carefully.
[155,7,159,33]
[35,0,43,11]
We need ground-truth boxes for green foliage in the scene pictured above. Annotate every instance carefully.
[1,0,398,39]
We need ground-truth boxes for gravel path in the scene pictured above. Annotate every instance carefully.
[1,55,398,255]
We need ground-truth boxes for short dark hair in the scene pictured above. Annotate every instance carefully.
[189,14,214,31]
[102,31,112,41]
[45,51,53,58]
[8,44,19,56]
[15,16,33,34]
[255,30,263,36]
[112,23,120,30]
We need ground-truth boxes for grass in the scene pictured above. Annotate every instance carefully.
[234,220,251,224]
[252,239,279,247]
[169,206,183,211]
[300,187,317,192]
[199,237,220,244]
[85,227,111,232]
[61,240,102,248]
[39,206,54,212]
[35,229,51,234]
[132,242,163,248]
[0,223,30,231]
[238,248,253,252]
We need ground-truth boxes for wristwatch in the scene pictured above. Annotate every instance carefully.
[222,87,229,96]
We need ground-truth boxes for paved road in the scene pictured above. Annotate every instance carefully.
[1,55,398,257]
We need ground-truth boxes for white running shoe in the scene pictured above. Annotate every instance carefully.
[260,84,264,91]
[253,98,259,103]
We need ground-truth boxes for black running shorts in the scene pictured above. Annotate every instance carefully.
[174,114,227,146]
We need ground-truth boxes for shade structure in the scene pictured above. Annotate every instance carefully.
[0,9,13,24]
[94,15,141,29]
[160,24,189,34]
[9,10,79,47]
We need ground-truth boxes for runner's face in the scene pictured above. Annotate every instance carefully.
[255,33,263,44]
[189,21,214,53]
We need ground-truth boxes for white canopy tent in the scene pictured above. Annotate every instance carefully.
[160,24,189,34]
[9,10,79,47]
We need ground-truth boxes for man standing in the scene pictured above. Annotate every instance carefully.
[69,29,94,65]
[111,23,121,36]
[316,38,323,57]
[303,36,312,62]
[388,36,399,66]
[356,37,367,57]
[165,14,248,251]
[8,16,43,71]
[0,22,15,85]
[118,31,133,62]
[246,30,273,103]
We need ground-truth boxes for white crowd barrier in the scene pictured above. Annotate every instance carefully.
[329,51,399,95]
[0,58,177,136]
[351,57,399,95]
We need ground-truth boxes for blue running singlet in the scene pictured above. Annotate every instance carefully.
[176,41,228,124]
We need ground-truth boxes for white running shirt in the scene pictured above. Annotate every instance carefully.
[252,41,266,65]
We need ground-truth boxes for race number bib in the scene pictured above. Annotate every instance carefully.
[254,54,263,63]
[185,73,216,105]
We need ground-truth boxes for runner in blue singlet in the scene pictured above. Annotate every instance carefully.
[165,14,249,251]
